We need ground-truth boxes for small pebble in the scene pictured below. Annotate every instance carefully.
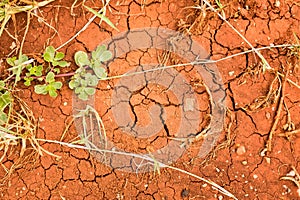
[229,71,235,76]
[237,145,246,155]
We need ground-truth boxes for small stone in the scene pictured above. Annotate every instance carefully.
[236,145,246,155]
[242,160,248,165]
[229,71,235,76]
[253,174,258,179]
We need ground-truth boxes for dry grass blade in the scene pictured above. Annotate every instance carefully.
[265,65,290,153]
[56,0,114,50]
[35,138,238,199]
[0,91,60,184]
[0,0,54,37]
[200,0,271,72]
[244,74,281,111]
[83,4,118,31]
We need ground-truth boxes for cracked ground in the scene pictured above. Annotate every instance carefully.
[1,0,300,199]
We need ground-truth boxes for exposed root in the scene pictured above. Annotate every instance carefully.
[265,65,289,153]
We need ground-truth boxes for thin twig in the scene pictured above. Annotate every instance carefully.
[278,129,300,137]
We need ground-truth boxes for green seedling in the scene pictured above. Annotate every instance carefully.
[70,45,112,100]
[34,72,62,98]
[43,46,70,71]
[69,68,98,101]
[74,45,111,79]
[24,64,43,86]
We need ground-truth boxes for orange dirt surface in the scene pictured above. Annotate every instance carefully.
[1,0,300,199]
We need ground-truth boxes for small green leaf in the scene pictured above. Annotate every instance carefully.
[78,92,89,101]
[35,65,43,76]
[48,88,58,98]
[80,79,88,87]
[84,87,96,95]
[46,72,55,83]
[53,68,60,74]
[75,87,84,94]
[94,66,107,79]
[92,45,106,60]
[75,51,90,67]
[28,65,43,76]
[19,54,29,63]
[92,60,101,68]
[57,60,70,67]
[99,50,112,62]
[51,81,63,89]
[6,57,16,66]
[24,77,33,86]
[34,85,47,95]
[43,52,52,62]
[86,74,98,86]
[69,80,78,89]
[55,52,65,61]
[43,46,55,62]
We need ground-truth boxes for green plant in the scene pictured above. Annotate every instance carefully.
[34,72,62,98]
[23,64,43,86]
[6,46,70,98]
[43,46,70,70]
[69,45,112,100]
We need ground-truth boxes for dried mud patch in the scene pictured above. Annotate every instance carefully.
[0,0,300,199]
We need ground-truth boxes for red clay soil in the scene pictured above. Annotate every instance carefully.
[1,0,300,199]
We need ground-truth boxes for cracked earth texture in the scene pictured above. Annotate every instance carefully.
[0,0,300,199]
